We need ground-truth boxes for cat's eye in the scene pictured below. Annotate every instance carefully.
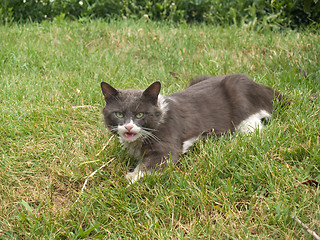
[115,112,124,118]
[136,112,144,119]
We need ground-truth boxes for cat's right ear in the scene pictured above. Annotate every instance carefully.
[101,82,119,101]
[142,81,161,104]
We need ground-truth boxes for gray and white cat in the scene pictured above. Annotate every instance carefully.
[101,74,283,184]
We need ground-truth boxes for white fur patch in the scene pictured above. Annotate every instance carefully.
[158,94,169,123]
[237,110,271,135]
[117,120,141,142]
[121,140,142,159]
[158,94,169,112]
[117,120,143,158]
[182,137,199,154]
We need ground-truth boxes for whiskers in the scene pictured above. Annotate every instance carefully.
[140,127,161,144]
[106,124,161,145]
[106,125,118,134]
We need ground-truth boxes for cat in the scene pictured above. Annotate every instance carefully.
[100,74,284,184]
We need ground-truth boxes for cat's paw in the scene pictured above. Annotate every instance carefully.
[125,170,145,185]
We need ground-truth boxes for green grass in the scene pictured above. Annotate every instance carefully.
[0,19,319,239]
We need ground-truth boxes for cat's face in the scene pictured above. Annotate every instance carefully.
[101,81,166,143]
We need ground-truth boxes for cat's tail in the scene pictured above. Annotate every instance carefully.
[273,90,319,109]
[274,90,286,102]
[309,93,320,100]
[273,90,291,109]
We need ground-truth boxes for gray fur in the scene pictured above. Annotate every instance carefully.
[101,74,283,184]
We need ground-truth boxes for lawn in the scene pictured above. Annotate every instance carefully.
[0,19,319,239]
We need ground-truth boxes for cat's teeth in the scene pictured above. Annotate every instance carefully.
[125,132,136,137]
[124,132,137,141]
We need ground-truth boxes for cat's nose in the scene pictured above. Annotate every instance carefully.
[125,124,133,131]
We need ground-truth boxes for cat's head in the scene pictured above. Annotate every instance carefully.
[101,81,167,143]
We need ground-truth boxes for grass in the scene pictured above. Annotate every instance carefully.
[0,19,319,239]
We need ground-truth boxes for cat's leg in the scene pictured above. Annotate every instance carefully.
[237,110,271,135]
[182,136,199,154]
[125,162,147,185]
[125,150,179,185]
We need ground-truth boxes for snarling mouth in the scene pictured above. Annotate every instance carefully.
[124,131,137,140]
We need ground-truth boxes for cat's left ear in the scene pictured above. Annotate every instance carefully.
[142,81,161,104]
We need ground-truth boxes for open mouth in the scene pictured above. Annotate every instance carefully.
[124,132,137,140]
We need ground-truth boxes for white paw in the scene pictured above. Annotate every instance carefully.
[125,170,145,185]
